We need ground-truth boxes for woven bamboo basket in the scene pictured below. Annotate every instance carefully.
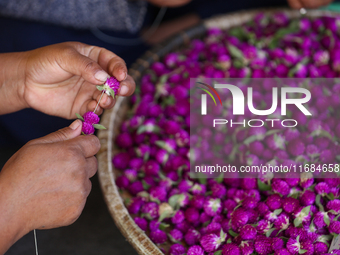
[96,8,338,255]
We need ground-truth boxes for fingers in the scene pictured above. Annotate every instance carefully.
[287,0,303,8]
[119,75,136,97]
[86,156,98,178]
[59,45,110,85]
[36,120,82,144]
[72,135,101,158]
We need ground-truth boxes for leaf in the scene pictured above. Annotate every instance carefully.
[299,249,307,254]
[310,129,334,141]
[244,135,260,145]
[301,205,311,216]
[294,218,303,227]
[155,141,175,154]
[228,229,238,237]
[168,194,184,210]
[76,113,84,121]
[226,238,232,244]
[96,85,104,91]
[315,194,325,212]
[159,223,170,231]
[93,124,106,130]
[327,193,335,201]
[227,44,245,59]
[274,209,282,216]
[216,172,224,183]
[324,213,330,227]
[214,251,222,255]
[142,180,150,190]
[266,228,276,237]
[257,179,272,191]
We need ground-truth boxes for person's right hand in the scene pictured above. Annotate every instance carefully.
[147,0,192,7]
[0,119,99,254]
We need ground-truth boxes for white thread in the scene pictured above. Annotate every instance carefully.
[94,90,105,114]
[34,229,39,255]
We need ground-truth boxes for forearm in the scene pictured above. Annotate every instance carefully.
[0,52,28,115]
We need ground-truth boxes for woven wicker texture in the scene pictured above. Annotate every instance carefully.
[97,8,337,255]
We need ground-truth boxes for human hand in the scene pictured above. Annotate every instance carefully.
[287,0,333,9]
[19,42,135,119]
[0,120,99,253]
[147,0,192,7]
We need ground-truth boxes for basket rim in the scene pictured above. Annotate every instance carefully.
[97,7,339,255]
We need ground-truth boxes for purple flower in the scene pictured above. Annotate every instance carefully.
[257,202,270,216]
[327,199,340,214]
[243,197,258,209]
[169,229,183,243]
[287,139,305,157]
[134,217,147,231]
[272,237,284,251]
[211,183,227,198]
[168,244,186,255]
[204,198,222,216]
[274,213,290,230]
[240,225,257,240]
[266,194,282,211]
[272,180,290,196]
[105,76,120,95]
[116,175,129,189]
[256,220,271,235]
[112,152,130,170]
[141,202,159,220]
[282,197,300,213]
[82,122,95,135]
[300,190,316,206]
[231,208,249,230]
[200,232,226,252]
[187,245,204,255]
[83,111,100,125]
[314,51,330,66]
[143,160,160,176]
[127,198,144,214]
[330,221,340,234]
[205,222,221,235]
[115,132,133,148]
[254,236,273,255]
[315,182,330,196]
[274,248,291,255]
[184,228,201,246]
[128,181,144,196]
[150,229,167,244]
[222,243,241,255]
[185,208,200,223]
[314,242,328,254]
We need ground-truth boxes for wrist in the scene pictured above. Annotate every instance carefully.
[0,51,29,114]
[0,173,30,254]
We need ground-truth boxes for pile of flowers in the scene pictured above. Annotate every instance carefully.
[112,12,340,255]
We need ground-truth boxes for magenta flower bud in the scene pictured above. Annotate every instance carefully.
[150,229,167,244]
[141,202,159,220]
[116,175,129,189]
[128,181,144,196]
[287,139,305,157]
[149,186,167,202]
[128,198,144,214]
[266,194,282,211]
[164,120,180,135]
[172,210,185,224]
[274,213,290,230]
[314,242,328,254]
[203,198,222,216]
[308,64,321,78]
[272,180,290,196]
[83,111,100,125]
[169,229,183,243]
[105,76,120,95]
[185,208,200,223]
[115,132,133,148]
[124,169,138,182]
[190,195,205,210]
[248,141,264,157]
[315,182,330,196]
[143,160,160,176]
[151,62,166,76]
[314,50,330,66]
[320,149,335,163]
[187,245,204,255]
[168,244,186,255]
[231,208,249,230]
[191,184,206,195]
[200,233,225,252]
[175,130,189,147]
[243,197,258,209]
[184,228,201,246]
[256,219,271,235]
[211,183,227,199]
[254,236,273,255]
[178,179,193,193]
[257,202,270,216]
[240,225,257,240]
[222,243,241,255]
[265,134,285,150]
[82,122,95,135]
[282,197,299,214]
[134,217,147,231]
[164,52,179,68]
[272,237,284,251]
[155,149,168,165]
[327,199,340,214]
[205,222,221,235]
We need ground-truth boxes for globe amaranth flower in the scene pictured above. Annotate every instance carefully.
[150,229,167,244]
[254,236,273,255]
[200,231,226,252]
[231,208,249,230]
[327,199,340,214]
[168,243,186,255]
[203,198,222,216]
[185,208,200,223]
[329,221,340,234]
[222,243,241,255]
[134,217,147,231]
[266,194,282,210]
[282,197,300,214]
[272,180,290,196]
[169,229,183,243]
[187,245,204,255]
[239,225,257,240]
[184,228,201,246]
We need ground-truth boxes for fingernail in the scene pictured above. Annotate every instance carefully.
[95,70,109,82]
[104,97,111,106]
[124,72,128,81]
[70,119,81,130]
[120,85,129,95]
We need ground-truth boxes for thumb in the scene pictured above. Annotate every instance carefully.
[37,120,82,144]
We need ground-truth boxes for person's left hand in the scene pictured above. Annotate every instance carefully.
[19,42,135,119]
